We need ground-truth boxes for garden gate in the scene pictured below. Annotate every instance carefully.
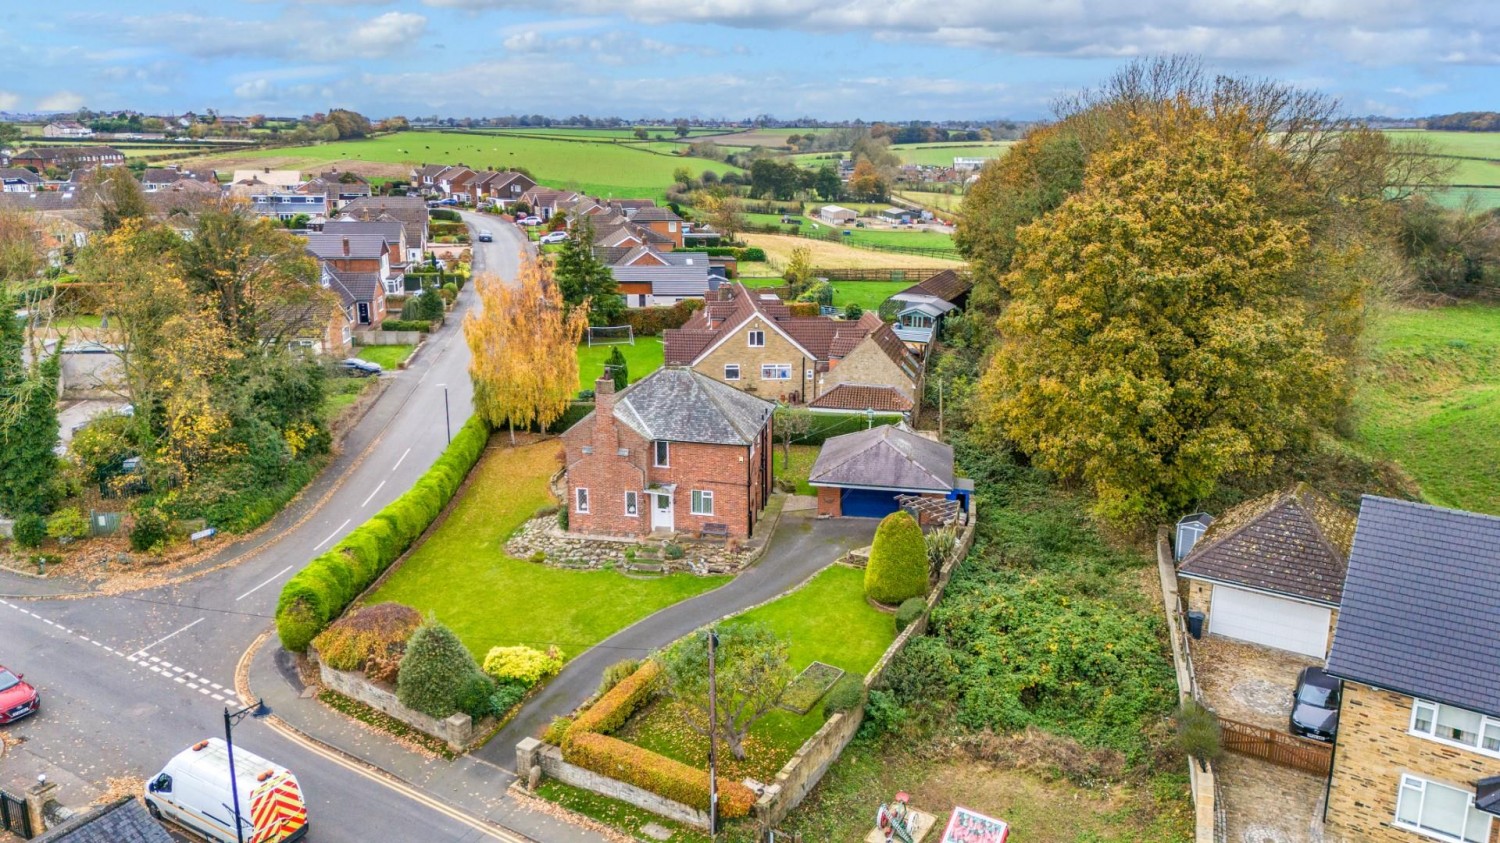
[0,787,34,838]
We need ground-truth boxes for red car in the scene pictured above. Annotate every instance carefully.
[0,666,39,724]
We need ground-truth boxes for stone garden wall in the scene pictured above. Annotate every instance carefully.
[516,739,711,829]
[318,660,473,752]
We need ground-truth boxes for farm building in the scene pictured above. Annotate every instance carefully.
[818,205,857,225]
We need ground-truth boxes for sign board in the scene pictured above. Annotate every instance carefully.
[190,528,218,542]
[939,807,1009,843]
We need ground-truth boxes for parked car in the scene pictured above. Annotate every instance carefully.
[0,665,39,724]
[519,215,543,226]
[338,358,383,377]
[1289,666,1341,742]
[478,230,493,242]
[539,231,569,245]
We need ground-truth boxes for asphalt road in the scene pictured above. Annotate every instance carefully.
[0,217,534,841]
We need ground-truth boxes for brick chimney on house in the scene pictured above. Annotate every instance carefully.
[342,238,350,256]
[592,377,617,450]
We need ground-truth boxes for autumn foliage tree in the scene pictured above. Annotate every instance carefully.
[979,100,1347,525]
[466,258,588,443]
[659,623,793,761]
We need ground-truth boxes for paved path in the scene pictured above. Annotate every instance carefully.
[476,513,880,770]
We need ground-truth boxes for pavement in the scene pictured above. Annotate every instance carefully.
[477,513,880,769]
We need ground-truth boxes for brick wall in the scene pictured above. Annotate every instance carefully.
[693,318,817,402]
[817,486,841,517]
[1325,682,1500,843]
[1179,577,1340,654]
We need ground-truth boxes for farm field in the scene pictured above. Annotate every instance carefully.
[898,190,966,213]
[743,232,965,271]
[174,130,739,199]
[1352,303,1500,515]
[1384,129,1500,160]
[693,128,842,147]
[469,127,723,140]
[891,141,1015,167]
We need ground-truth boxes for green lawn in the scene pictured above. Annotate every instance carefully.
[319,377,371,425]
[830,281,909,312]
[576,337,665,391]
[775,444,820,495]
[51,313,104,329]
[369,441,727,660]
[890,141,1015,167]
[1352,303,1500,515]
[354,344,415,369]
[183,130,740,200]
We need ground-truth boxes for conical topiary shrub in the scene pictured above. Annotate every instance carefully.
[864,510,929,605]
[396,621,483,718]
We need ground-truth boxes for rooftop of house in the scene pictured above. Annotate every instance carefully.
[809,423,954,492]
[304,232,389,261]
[321,219,404,247]
[12,146,123,161]
[629,206,683,223]
[323,266,383,306]
[892,269,972,304]
[230,168,301,187]
[32,797,174,843]
[339,197,429,243]
[1326,496,1500,717]
[808,383,915,413]
[1178,484,1356,605]
[0,167,43,183]
[593,367,775,446]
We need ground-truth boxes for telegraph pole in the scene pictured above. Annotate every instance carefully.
[707,627,719,840]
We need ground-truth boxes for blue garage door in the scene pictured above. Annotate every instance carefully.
[841,488,901,518]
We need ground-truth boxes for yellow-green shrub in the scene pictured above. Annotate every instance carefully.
[483,645,564,687]
[566,732,755,817]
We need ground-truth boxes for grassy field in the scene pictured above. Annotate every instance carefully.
[369,440,728,659]
[695,128,842,147]
[176,130,739,199]
[1352,303,1500,515]
[831,281,911,312]
[354,344,414,369]
[575,337,665,391]
[891,141,1015,167]
[1386,129,1500,160]
[471,127,723,140]
[842,228,957,251]
[744,233,965,271]
[898,191,966,214]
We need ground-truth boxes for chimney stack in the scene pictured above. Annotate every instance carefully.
[593,377,618,451]
[342,237,350,256]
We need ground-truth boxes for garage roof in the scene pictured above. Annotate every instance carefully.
[1177,484,1354,606]
[1326,496,1500,718]
[809,424,954,493]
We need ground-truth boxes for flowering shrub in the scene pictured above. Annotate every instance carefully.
[482,645,564,687]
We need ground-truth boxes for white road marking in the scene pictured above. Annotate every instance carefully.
[311,519,351,552]
[130,618,204,658]
[360,480,386,508]
[235,564,294,601]
[392,447,412,472]
[174,676,186,684]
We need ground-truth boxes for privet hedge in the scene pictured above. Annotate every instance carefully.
[275,415,490,652]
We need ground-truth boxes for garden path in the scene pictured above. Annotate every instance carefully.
[477,513,880,770]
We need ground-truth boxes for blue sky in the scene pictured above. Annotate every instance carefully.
[1,1,1495,121]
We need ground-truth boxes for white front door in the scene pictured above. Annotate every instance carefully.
[1210,585,1332,657]
[652,493,673,532]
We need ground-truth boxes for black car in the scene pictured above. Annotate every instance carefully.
[337,358,383,377]
[1290,666,1341,742]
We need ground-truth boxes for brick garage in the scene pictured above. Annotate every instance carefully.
[808,424,967,520]
[562,368,774,539]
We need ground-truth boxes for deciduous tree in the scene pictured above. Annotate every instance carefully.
[465,259,588,443]
[659,623,793,761]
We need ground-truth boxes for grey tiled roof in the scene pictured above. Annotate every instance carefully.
[613,368,774,445]
[322,220,404,248]
[324,267,382,307]
[304,232,388,260]
[809,424,954,492]
[35,798,174,843]
[1325,496,1500,716]
[610,265,710,296]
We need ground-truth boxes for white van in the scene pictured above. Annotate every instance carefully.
[145,738,308,842]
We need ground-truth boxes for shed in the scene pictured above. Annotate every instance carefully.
[818,205,857,225]
[809,424,962,519]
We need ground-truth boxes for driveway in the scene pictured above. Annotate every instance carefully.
[477,513,880,769]
[1217,754,1330,843]
[1194,635,1321,731]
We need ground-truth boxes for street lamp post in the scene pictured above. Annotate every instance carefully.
[436,384,451,443]
[224,698,271,843]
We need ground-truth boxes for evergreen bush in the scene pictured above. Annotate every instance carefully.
[822,676,865,719]
[129,508,170,552]
[12,513,46,549]
[864,511,928,604]
[894,597,926,631]
[397,621,484,719]
[45,507,88,544]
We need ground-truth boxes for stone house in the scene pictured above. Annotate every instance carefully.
[663,283,922,414]
[1324,496,1500,843]
[562,368,775,539]
[1175,483,1355,658]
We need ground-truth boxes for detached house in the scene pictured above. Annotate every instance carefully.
[1324,497,1500,843]
[339,197,429,265]
[43,120,94,138]
[563,368,775,539]
[627,206,685,249]
[305,233,395,325]
[303,169,371,210]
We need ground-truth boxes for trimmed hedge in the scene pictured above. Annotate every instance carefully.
[566,660,661,744]
[275,415,490,651]
[792,413,906,447]
[865,511,929,605]
[624,299,703,336]
[567,732,755,818]
[380,319,431,333]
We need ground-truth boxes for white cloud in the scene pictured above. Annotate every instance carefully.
[348,11,427,53]
[0,91,19,110]
[234,79,275,100]
[37,91,85,111]
[502,30,715,64]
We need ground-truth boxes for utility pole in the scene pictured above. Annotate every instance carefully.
[707,627,719,840]
[437,384,451,444]
[938,379,944,439]
[224,698,270,843]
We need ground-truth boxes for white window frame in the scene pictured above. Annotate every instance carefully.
[624,490,638,517]
[747,330,765,348]
[575,487,589,514]
[654,440,669,467]
[1410,699,1500,757]
[691,490,714,516]
[762,363,791,380]
[724,364,740,381]
[1394,774,1492,843]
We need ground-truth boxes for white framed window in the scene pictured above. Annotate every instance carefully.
[748,330,765,347]
[624,491,638,517]
[762,364,791,380]
[575,487,589,513]
[1411,699,1500,756]
[724,364,740,381]
[1395,775,1491,843]
[654,440,670,467]
[691,490,714,515]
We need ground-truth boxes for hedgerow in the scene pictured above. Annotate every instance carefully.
[275,415,489,652]
[566,732,755,817]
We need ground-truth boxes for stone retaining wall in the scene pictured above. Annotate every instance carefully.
[516,739,711,829]
[317,661,473,752]
[355,329,425,345]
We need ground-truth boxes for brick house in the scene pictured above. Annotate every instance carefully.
[1324,496,1500,843]
[339,197,429,265]
[627,206,685,248]
[1175,483,1355,658]
[562,368,775,539]
[8,146,125,171]
[663,283,922,413]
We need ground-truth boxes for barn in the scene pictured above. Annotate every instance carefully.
[809,424,969,519]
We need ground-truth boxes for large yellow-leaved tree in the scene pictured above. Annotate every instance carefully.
[465,257,588,443]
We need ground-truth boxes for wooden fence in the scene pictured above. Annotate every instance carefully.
[1218,717,1333,776]
[811,267,960,282]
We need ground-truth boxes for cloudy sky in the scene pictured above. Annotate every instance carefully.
[0,1,1494,121]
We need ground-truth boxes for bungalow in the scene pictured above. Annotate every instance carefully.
[889,269,971,345]
[8,146,125,171]
[1323,497,1500,843]
[562,368,775,539]
[230,168,302,191]
[0,168,42,193]
[43,121,94,138]
[810,423,969,520]
[1175,484,1354,658]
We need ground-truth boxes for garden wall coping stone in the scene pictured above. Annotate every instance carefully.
[318,660,473,752]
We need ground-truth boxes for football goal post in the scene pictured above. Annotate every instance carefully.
[586,325,635,346]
